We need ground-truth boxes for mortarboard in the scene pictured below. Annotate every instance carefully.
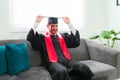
[48,17,58,24]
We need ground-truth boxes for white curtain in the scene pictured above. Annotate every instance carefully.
[9,0,84,33]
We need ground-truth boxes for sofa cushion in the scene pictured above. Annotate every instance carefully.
[6,43,30,76]
[68,38,90,61]
[26,41,42,67]
[16,66,52,80]
[81,60,117,80]
[0,46,7,76]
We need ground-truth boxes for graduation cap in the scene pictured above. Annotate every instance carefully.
[48,17,58,24]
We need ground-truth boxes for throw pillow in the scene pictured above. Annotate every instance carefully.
[0,45,7,76]
[6,43,30,76]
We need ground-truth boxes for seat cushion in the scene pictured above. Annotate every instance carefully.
[0,67,52,80]
[0,74,17,80]
[16,66,52,80]
[81,60,117,80]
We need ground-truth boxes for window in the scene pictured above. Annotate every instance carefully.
[9,0,84,33]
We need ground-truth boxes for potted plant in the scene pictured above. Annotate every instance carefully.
[90,30,120,48]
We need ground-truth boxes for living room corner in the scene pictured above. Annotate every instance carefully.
[0,0,120,80]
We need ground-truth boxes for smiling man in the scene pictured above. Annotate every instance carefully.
[27,15,93,80]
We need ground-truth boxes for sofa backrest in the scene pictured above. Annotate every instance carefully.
[0,39,41,67]
[68,38,90,61]
[0,38,90,67]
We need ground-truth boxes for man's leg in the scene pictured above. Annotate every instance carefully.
[47,62,71,80]
[69,61,94,80]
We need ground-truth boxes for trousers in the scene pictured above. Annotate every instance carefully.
[46,61,94,80]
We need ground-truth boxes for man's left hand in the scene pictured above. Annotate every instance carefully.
[62,16,71,24]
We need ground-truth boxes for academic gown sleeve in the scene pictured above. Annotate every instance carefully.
[27,29,50,66]
[27,29,39,50]
[62,30,80,48]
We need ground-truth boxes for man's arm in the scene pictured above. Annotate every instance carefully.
[62,17,80,48]
[32,22,39,34]
[67,22,76,35]
[27,29,39,50]
[32,15,43,34]
[62,16,76,35]
[27,15,43,50]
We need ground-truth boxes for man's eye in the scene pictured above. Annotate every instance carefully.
[52,25,54,27]
[52,25,56,27]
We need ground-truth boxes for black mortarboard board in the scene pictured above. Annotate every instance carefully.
[48,17,58,24]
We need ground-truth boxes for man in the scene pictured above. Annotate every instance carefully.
[27,15,93,80]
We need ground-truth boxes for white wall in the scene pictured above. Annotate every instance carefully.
[82,0,120,49]
[81,0,107,38]
[106,0,120,30]
[0,0,9,34]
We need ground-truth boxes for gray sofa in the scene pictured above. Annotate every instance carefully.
[0,38,120,80]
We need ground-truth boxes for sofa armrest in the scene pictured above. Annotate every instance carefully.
[85,39,120,78]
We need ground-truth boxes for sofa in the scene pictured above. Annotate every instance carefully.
[0,38,120,80]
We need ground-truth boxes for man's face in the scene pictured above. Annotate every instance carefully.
[48,24,58,34]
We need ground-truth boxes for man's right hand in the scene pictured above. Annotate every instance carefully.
[36,15,43,23]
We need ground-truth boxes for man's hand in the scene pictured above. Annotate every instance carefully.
[62,16,71,24]
[35,15,43,23]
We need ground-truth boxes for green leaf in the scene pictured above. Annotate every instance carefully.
[90,35,100,39]
[100,31,111,39]
[112,37,120,41]
[110,30,117,36]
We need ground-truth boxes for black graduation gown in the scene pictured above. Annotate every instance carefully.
[27,29,94,80]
